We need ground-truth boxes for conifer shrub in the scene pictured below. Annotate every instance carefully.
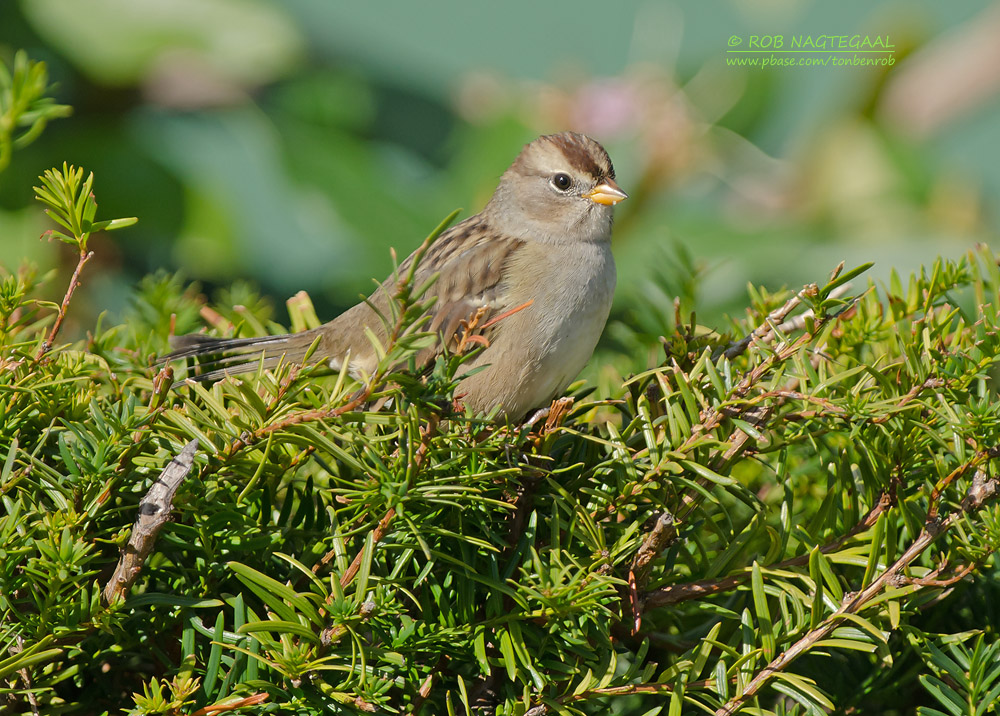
[3,52,1000,716]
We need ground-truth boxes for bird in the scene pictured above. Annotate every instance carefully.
[162,131,627,420]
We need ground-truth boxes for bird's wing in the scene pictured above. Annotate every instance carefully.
[392,216,526,364]
[161,216,527,382]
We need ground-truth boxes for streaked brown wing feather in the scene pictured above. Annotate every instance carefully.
[161,215,526,381]
[393,216,525,366]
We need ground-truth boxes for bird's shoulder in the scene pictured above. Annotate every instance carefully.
[383,215,526,357]
[402,214,526,301]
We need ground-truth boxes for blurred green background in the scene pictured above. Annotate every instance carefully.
[1,0,998,378]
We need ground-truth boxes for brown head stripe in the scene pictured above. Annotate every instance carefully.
[542,132,615,181]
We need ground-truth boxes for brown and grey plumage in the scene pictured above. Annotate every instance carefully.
[162,132,627,419]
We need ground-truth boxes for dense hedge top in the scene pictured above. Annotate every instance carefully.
[2,58,1000,716]
[3,164,1000,716]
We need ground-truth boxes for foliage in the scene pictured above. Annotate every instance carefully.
[3,54,1000,716]
[0,50,71,174]
[915,633,1000,716]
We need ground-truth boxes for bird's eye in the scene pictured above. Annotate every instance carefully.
[551,173,572,191]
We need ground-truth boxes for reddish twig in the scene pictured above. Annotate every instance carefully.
[904,560,978,587]
[337,507,397,590]
[480,299,534,330]
[872,377,946,424]
[643,491,893,609]
[714,465,998,716]
[190,693,269,715]
[316,415,440,582]
[318,416,439,645]
[409,655,450,713]
[928,446,1000,521]
[453,299,535,354]
[198,305,233,333]
[601,322,825,523]
[454,306,491,352]
[622,288,865,587]
[34,249,93,361]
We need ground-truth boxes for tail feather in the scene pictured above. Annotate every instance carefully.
[175,356,289,383]
[160,331,323,382]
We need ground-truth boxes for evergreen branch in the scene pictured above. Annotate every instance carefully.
[643,490,894,609]
[30,165,135,361]
[0,51,71,174]
[715,462,999,716]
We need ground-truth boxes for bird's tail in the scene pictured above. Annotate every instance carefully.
[160,329,324,382]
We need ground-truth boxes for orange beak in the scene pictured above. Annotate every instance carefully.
[585,179,628,206]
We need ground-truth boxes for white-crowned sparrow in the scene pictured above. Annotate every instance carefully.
[164,131,626,419]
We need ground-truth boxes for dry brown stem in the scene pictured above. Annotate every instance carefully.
[102,439,199,604]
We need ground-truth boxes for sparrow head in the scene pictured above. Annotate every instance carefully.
[486,132,627,245]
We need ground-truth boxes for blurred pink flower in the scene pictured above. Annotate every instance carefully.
[570,79,641,137]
